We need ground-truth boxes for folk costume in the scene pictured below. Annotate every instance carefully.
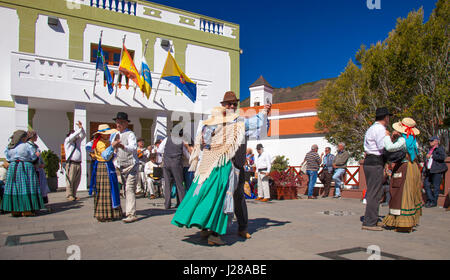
[27,140,50,204]
[382,118,423,232]
[1,130,45,216]
[171,107,245,241]
[87,124,123,222]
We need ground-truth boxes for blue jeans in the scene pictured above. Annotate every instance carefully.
[332,168,346,197]
[306,170,318,196]
[424,172,443,205]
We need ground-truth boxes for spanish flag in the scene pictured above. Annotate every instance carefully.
[161,52,196,103]
[119,44,142,89]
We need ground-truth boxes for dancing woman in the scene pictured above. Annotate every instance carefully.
[87,124,123,222]
[171,107,245,245]
[1,130,44,217]
[382,118,423,232]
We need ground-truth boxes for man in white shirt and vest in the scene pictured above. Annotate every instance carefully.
[362,107,392,231]
[64,121,86,201]
[111,112,139,223]
[255,144,272,202]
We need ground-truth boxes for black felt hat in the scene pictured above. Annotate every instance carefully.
[113,112,131,122]
[375,107,393,118]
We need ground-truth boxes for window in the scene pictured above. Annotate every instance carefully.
[254,102,260,107]
[90,44,135,66]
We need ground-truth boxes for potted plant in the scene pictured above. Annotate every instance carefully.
[41,150,60,192]
[268,156,301,199]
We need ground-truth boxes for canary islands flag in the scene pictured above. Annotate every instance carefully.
[140,57,152,99]
[119,44,142,89]
[95,39,114,94]
[161,52,196,103]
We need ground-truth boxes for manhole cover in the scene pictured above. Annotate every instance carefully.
[321,210,355,216]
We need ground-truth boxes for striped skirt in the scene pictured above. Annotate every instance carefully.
[1,161,45,212]
[93,162,123,221]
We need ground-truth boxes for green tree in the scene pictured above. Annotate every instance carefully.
[317,0,449,159]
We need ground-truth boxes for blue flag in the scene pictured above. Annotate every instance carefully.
[96,39,114,94]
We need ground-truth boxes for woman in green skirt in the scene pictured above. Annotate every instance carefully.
[2,130,45,217]
[171,107,245,245]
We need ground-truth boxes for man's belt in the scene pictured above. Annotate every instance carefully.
[258,168,267,172]
[68,160,81,164]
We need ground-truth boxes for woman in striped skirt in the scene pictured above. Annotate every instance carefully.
[86,124,123,222]
[1,130,45,217]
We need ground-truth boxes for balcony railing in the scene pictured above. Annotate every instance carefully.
[199,19,224,35]
[90,0,137,16]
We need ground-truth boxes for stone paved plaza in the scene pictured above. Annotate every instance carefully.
[0,191,449,260]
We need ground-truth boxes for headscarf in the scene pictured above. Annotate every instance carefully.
[402,134,419,162]
[8,130,27,149]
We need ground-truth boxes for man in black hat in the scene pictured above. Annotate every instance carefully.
[254,144,272,202]
[362,107,392,231]
[111,112,139,223]
[136,137,150,196]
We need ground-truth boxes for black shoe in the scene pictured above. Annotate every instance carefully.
[430,203,438,208]
[424,202,432,208]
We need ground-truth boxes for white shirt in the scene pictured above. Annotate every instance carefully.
[151,147,163,164]
[64,127,86,162]
[364,122,386,156]
[144,161,160,179]
[255,151,272,172]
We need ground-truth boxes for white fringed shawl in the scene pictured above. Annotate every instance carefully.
[189,121,245,186]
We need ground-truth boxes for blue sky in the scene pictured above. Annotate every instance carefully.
[146,0,438,101]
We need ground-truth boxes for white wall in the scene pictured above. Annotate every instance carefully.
[0,7,19,102]
[35,14,69,59]
[0,107,16,158]
[248,136,335,166]
[185,44,230,112]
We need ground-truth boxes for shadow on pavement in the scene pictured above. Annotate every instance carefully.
[135,208,176,222]
[37,200,85,215]
[180,218,291,247]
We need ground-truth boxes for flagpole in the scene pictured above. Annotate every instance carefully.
[115,34,126,97]
[133,39,149,100]
[92,30,103,97]
[152,44,172,103]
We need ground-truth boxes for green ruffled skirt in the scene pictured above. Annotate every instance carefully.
[171,161,232,235]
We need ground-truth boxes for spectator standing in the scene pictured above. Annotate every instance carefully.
[136,138,149,196]
[302,144,322,199]
[160,129,189,209]
[332,143,350,198]
[319,147,334,198]
[64,121,86,201]
[423,136,448,208]
[254,144,272,202]
[144,153,161,199]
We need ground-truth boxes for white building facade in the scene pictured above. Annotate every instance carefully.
[0,0,240,191]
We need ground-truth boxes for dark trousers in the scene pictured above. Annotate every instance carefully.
[319,169,333,197]
[424,172,443,205]
[234,166,248,232]
[163,158,185,209]
[363,164,385,227]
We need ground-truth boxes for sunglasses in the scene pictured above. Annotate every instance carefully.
[225,102,238,107]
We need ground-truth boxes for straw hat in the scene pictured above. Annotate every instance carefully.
[93,124,118,135]
[202,107,239,126]
[392,117,420,137]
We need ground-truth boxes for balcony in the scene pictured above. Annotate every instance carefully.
[10,52,211,113]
